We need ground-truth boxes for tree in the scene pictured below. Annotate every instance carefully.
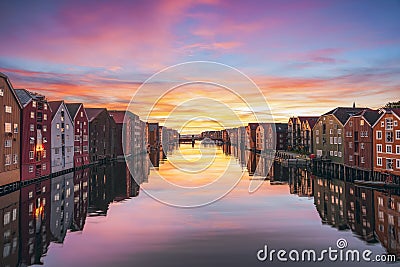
[385,101,400,108]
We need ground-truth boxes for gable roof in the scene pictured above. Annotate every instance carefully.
[66,103,82,118]
[323,107,367,125]
[85,108,106,122]
[14,88,46,108]
[0,72,23,109]
[298,116,319,129]
[275,123,288,132]
[108,110,126,124]
[357,109,380,126]
[48,101,63,119]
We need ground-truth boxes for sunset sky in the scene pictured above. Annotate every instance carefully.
[1,0,399,131]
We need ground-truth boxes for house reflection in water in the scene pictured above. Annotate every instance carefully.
[374,191,400,256]
[20,180,52,266]
[50,172,74,243]
[289,169,313,197]
[70,169,89,231]
[0,190,19,267]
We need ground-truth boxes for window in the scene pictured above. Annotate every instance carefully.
[4,139,12,148]
[55,148,60,154]
[30,112,35,119]
[43,125,47,132]
[44,104,47,110]
[386,118,393,130]
[3,212,10,225]
[377,157,382,166]
[13,154,18,164]
[12,208,17,221]
[397,159,400,169]
[338,137,342,144]
[316,137,319,144]
[330,150,333,156]
[13,123,18,133]
[361,143,364,149]
[42,163,46,170]
[396,130,400,140]
[364,131,368,137]
[44,114,47,120]
[4,123,11,133]
[361,131,364,137]
[56,123,60,129]
[381,121,384,127]
[349,142,352,148]
[29,191,33,198]
[377,144,382,153]
[30,124,34,131]
[330,129,333,135]
[316,130,319,135]
[386,145,392,153]
[83,135,88,141]
[5,106,12,113]
[377,131,382,139]
[349,155,353,161]
[84,121,86,126]
[349,121,353,127]
[29,165,34,172]
[338,129,342,134]
[386,131,393,142]
[81,111,83,117]
[43,150,46,158]
[330,137,333,144]
[361,157,365,163]
[334,137,337,144]
[0,88,3,96]
[32,101,36,107]
[338,151,342,157]
[387,158,393,170]
[5,154,11,165]
[29,151,34,159]
[397,145,400,154]
[360,119,364,126]
[30,136,35,144]
[334,151,338,156]
[83,145,88,152]
[66,124,69,130]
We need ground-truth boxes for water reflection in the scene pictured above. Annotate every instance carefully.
[1,145,400,266]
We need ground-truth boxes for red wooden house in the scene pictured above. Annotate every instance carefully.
[66,103,89,167]
[15,89,51,180]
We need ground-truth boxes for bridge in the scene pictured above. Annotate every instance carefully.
[179,134,200,144]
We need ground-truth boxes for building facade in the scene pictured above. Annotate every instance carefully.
[313,107,365,164]
[85,108,117,162]
[287,117,318,153]
[66,103,89,167]
[276,123,288,150]
[15,89,51,181]
[49,101,74,173]
[372,108,400,176]
[344,109,380,171]
[0,73,22,186]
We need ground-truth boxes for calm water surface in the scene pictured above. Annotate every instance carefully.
[1,143,399,266]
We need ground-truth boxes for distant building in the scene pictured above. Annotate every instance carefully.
[66,103,89,166]
[372,108,400,176]
[313,107,366,163]
[49,101,74,173]
[255,123,275,153]
[287,117,318,153]
[245,123,259,151]
[70,169,89,231]
[0,73,22,186]
[15,89,51,180]
[275,123,288,150]
[147,122,160,150]
[85,108,117,161]
[344,109,380,171]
